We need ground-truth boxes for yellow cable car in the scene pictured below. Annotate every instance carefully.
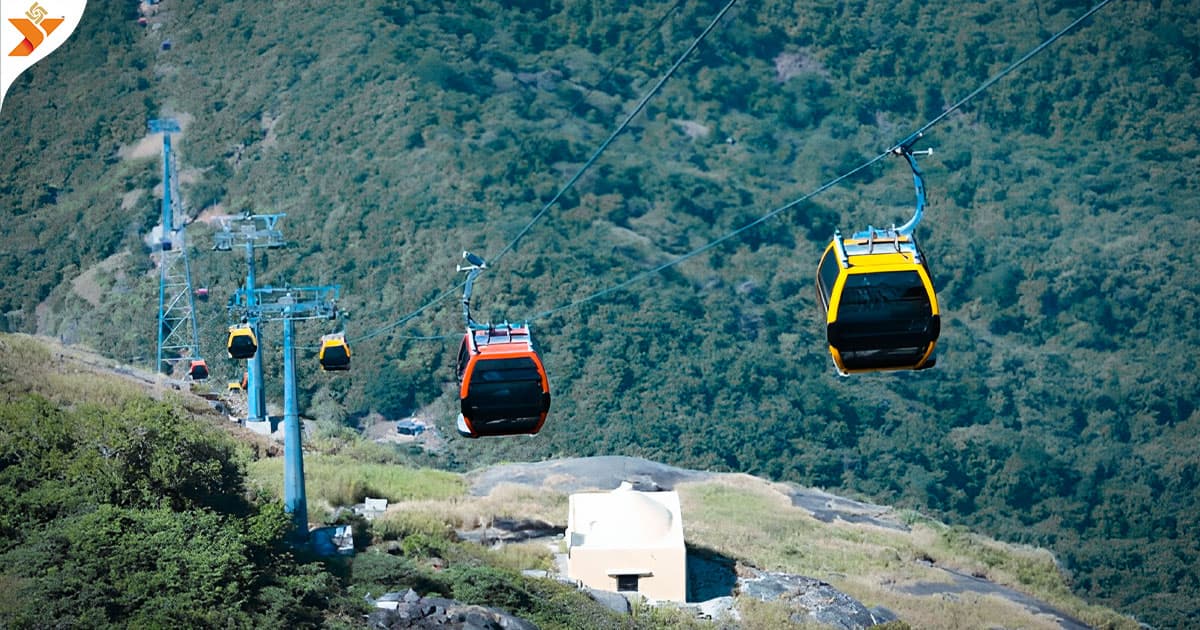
[226,324,258,360]
[815,144,940,375]
[318,333,351,371]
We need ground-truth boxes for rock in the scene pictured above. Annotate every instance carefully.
[585,587,631,615]
[456,517,564,545]
[739,569,895,630]
[695,595,738,621]
[368,592,540,630]
[467,456,714,496]
[462,611,497,630]
[869,606,899,625]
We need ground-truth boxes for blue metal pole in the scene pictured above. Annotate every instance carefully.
[154,128,173,373]
[161,133,173,241]
[245,242,265,423]
[156,266,166,373]
[281,312,308,539]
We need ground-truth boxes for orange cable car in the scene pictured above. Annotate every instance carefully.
[453,252,551,438]
[318,333,351,371]
[816,143,940,375]
[188,359,209,381]
[455,324,551,438]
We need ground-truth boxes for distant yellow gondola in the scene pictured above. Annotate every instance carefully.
[227,324,258,360]
[318,333,351,371]
[815,143,940,375]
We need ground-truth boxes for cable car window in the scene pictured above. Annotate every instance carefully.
[840,347,929,371]
[320,343,350,370]
[456,338,470,380]
[830,270,937,353]
[817,250,840,308]
[838,271,931,319]
[464,358,544,422]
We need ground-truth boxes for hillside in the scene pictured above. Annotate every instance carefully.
[1,0,1198,625]
[0,333,1136,628]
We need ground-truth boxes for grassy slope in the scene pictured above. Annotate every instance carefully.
[1,332,1136,628]
[1,0,1198,625]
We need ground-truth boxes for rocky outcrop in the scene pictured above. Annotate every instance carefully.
[467,456,713,496]
[738,569,898,629]
[367,589,538,630]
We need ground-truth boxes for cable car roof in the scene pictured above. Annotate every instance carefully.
[469,325,533,353]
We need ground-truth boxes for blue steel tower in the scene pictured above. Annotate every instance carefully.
[229,284,340,540]
[149,119,204,378]
[214,213,285,425]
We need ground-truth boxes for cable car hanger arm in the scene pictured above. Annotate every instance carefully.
[890,137,932,237]
[458,251,488,330]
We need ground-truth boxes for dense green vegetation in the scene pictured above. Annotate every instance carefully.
[2,0,1197,626]
[0,341,355,625]
[0,335,721,629]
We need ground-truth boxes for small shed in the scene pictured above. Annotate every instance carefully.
[566,482,686,601]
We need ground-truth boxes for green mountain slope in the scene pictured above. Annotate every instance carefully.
[2,1,1197,625]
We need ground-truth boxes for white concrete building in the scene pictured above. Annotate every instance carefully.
[566,482,686,601]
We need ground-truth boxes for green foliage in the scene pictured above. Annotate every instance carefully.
[4,505,255,627]
[379,534,639,630]
[400,531,454,559]
[0,395,250,541]
[349,550,452,599]
[446,564,534,614]
[736,596,807,629]
[2,0,1199,625]
[0,388,356,627]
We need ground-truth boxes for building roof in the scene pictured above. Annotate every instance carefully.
[568,482,684,549]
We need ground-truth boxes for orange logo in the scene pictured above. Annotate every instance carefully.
[8,3,64,56]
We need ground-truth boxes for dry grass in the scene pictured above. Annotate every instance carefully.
[374,482,569,534]
[0,334,198,412]
[675,475,1128,630]
[865,588,1066,630]
[246,454,466,520]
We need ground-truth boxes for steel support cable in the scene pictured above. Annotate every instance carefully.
[355,0,1113,340]
[345,0,738,346]
[488,0,740,266]
[892,0,1115,152]
[348,280,465,344]
[548,0,686,133]
[296,333,448,352]
[522,0,1117,324]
